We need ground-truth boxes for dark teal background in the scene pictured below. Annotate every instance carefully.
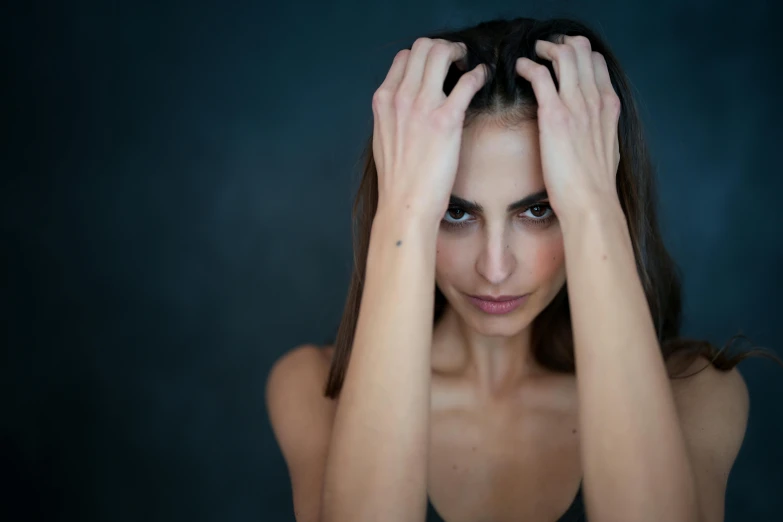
[4,1,782,521]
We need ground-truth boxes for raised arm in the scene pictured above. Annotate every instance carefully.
[319,38,488,522]
[320,209,438,522]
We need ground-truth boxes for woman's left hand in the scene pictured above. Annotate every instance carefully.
[515,36,622,222]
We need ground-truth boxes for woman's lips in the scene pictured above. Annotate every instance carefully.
[467,294,529,314]
[471,295,522,302]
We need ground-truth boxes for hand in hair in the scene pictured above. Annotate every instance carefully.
[515,35,622,225]
[371,38,489,227]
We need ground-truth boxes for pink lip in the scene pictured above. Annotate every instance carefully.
[471,295,521,302]
[468,294,528,314]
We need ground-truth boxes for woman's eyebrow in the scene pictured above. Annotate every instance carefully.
[449,189,549,213]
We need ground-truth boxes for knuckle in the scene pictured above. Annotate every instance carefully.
[532,64,551,80]
[585,92,601,108]
[394,49,410,62]
[393,90,414,109]
[412,37,433,52]
[432,107,458,129]
[372,88,391,109]
[555,44,576,60]
[605,94,622,114]
[569,35,592,50]
[430,41,453,59]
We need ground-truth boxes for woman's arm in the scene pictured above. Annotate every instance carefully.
[515,38,704,521]
[560,202,700,522]
[320,207,438,522]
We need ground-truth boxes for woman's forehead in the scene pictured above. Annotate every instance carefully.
[457,121,542,179]
[454,124,544,201]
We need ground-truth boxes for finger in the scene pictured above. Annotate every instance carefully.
[373,50,411,173]
[372,97,383,173]
[397,37,436,101]
[420,40,468,104]
[515,57,561,110]
[441,63,488,119]
[378,49,411,95]
[592,52,621,165]
[534,39,580,100]
[592,50,615,100]
[564,36,602,154]
[564,36,599,106]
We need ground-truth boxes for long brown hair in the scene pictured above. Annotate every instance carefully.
[322,16,782,398]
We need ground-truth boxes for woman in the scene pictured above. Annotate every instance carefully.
[266,16,782,522]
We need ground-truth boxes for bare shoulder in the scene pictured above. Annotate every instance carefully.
[666,357,750,521]
[669,354,750,473]
[264,343,339,458]
[265,344,338,522]
[265,343,336,410]
[321,344,336,365]
[669,354,749,403]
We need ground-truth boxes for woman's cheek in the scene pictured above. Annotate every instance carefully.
[435,236,465,282]
[532,235,566,284]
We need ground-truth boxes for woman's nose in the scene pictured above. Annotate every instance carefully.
[476,234,516,284]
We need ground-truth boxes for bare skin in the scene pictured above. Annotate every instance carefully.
[431,119,566,401]
[318,340,582,522]
[316,341,709,522]
[270,36,747,522]
[419,119,582,519]
[310,120,714,521]
[327,120,583,521]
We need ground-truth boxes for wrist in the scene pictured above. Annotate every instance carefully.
[557,196,625,237]
[368,207,438,264]
[365,207,439,296]
[373,202,442,238]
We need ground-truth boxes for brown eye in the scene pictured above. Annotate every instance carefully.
[447,208,466,219]
[521,204,556,226]
[441,207,473,229]
[528,205,547,218]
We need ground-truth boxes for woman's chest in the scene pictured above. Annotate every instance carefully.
[426,399,583,522]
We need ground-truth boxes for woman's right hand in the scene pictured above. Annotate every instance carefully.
[372,38,489,226]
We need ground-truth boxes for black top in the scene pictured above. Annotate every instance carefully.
[426,481,585,521]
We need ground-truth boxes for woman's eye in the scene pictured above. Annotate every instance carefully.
[441,204,556,229]
[443,207,470,224]
[526,205,551,219]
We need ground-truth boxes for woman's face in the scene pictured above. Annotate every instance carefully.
[435,119,567,336]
